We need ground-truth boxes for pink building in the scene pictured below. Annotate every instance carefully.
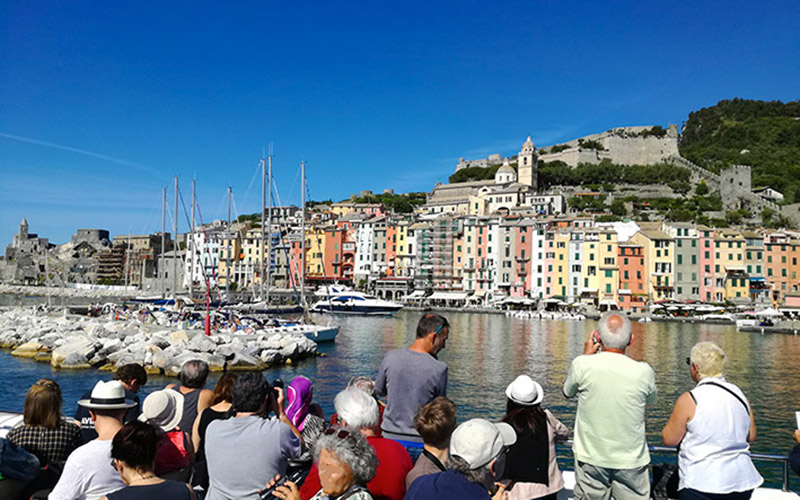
[698,226,715,302]
[512,222,534,297]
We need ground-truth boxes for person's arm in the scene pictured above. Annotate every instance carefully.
[547,410,570,440]
[275,387,304,447]
[562,360,579,399]
[48,455,84,500]
[662,392,695,446]
[437,366,448,397]
[790,431,800,476]
[191,409,203,454]
[747,406,757,443]
[374,356,388,397]
[187,483,198,500]
[646,366,658,405]
[184,430,196,464]
[197,388,214,415]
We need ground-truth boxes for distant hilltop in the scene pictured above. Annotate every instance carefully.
[455,124,679,172]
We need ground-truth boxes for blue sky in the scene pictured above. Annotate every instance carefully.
[1,1,798,245]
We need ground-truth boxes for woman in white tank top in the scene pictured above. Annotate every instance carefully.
[661,342,762,500]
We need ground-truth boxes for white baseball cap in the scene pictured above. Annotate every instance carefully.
[449,418,517,469]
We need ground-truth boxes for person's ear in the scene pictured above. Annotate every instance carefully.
[629,332,635,346]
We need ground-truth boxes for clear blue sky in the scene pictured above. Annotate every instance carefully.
[2,1,798,246]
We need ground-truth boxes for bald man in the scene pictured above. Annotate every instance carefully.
[563,312,657,500]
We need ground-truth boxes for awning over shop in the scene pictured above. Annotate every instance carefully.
[428,292,469,301]
[406,290,427,299]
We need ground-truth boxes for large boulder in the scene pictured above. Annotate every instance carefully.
[51,339,97,368]
[12,341,47,358]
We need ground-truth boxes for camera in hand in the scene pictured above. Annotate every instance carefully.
[259,468,309,500]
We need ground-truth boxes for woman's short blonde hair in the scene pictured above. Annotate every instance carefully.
[690,342,726,379]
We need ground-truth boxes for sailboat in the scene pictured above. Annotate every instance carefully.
[227,157,338,342]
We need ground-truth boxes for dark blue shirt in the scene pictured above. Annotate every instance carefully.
[404,470,489,500]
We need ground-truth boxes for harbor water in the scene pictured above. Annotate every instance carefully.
[1,309,798,487]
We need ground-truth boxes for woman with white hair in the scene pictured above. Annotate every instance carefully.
[268,427,378,500]
[662,341,763,500]
[299,388,413,500]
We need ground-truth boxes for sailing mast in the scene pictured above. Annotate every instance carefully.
[266,152,273,306]
[226,186,232,305]
[260,156,266,302]
[160,188,166,297]
[172,176,178,298]
[300,160,306,309]
[190,179,196,298]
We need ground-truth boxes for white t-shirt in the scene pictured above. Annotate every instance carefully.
[49,439,125,500]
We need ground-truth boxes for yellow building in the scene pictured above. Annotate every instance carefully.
[629,229,674,301]
[551,230,570,299]
[305,227,326,277]
[713,230,747,302]
[597,229,619,307]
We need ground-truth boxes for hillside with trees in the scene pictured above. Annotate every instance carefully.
[679,98,800,203]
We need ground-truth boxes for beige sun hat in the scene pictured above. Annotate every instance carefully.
[138,389,184,431]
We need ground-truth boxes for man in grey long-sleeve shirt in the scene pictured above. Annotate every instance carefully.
[375,314,449,442]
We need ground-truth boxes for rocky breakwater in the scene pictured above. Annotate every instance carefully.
[0,308,318,374]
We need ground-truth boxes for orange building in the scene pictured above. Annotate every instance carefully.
[618,244,646,311]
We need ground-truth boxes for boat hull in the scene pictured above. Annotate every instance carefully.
[310,303,402,315]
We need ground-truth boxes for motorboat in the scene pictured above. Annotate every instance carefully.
[310,285,403,315]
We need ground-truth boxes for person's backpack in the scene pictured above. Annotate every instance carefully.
[0,438,41,481]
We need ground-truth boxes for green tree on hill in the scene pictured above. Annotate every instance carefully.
[680,98,800,203]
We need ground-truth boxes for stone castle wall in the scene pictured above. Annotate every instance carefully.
[538,125,680,167]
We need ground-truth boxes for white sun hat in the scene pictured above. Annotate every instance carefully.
[138,389,184,431]
[449,418,517,470]
[505,375,544,406]
[77,381,137,410]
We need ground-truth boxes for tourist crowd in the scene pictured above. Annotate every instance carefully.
[0,313,774,500]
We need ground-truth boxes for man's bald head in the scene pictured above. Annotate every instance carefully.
[599,312,632,350]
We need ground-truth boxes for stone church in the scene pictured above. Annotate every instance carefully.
[425,137,539,215]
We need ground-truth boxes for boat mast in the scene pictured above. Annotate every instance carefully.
[300,160,306,309]
[161,187,166,297]
[260,155,266,302]
[190,178,196,298]
[173,176,178,297]
[266,152,273,306]
[226,186,232,305]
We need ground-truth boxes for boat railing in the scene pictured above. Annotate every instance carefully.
[557,441,794,492]
[649,445,793,493]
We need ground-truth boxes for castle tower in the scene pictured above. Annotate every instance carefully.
[720,165,752,210]
[518,136,538,189]
[19,218,29,239]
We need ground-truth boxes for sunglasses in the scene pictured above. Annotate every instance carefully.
[433,323,448,335]
[110,458,118,471]
[686,357,692,366]
[323,428,354,440]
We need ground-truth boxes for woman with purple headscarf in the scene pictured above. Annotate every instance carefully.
[285,376,327,463]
